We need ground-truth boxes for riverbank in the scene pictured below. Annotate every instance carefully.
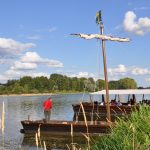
[0,91,86,97]
[0,93,53,97]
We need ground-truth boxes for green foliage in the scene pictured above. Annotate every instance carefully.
[91,106,150,150]
[109,80,119,89]
[118,78,137,89]
[0,74,138,94]
[11,82,24,94]
[96,79,105,90]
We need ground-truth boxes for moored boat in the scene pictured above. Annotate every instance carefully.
[72,89,150,121]
[73,103,139,122]
[21,120,112,135]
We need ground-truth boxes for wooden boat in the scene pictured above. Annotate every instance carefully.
[72,89,150,121]
[73,103,139,122]
[21,120,112,135]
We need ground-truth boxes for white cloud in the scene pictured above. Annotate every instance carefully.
[0,50,64,82]
[123,11,150,35]
[131,67,150,75]
[21,51,63,68]
[10,61,37,70]
[0,68,51,83]
[0,59,6,64]
[0,69,23,83]
[0,74,10,82]
[21,52,42,62]
[31,72,50,78]
[108,64,150,77]
[63,71,95,79]
[145,78,150,82]
[0,38,35,57]
[5,69,22,77]
[108,64,127,76]
[107,64,150,87]
[77,72,89,78]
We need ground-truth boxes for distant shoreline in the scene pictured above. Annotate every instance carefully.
[0,93,54,97]
[0,92,85,97]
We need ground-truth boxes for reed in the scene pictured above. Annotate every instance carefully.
[35,133,38,149]
[43,141,47,150]
[80,102,90,150]
[37,125,43,149]
[71,123,74,148]
[35,125,48,150]
[1,101,5,150]
[1,101,5,133]
[91,106,150,150]
[67,102,91,150]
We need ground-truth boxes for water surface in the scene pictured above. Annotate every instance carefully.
[0,93,148,150]
[0,93,90,150]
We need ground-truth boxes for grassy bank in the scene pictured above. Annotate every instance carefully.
[91,106,150,150]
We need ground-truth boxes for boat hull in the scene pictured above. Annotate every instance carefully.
[21,120,112,135]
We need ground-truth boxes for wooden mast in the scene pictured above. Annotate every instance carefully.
[71,10,130,122]
[100,21,111,121]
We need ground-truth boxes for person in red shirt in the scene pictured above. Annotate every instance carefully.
[43,97,52,122]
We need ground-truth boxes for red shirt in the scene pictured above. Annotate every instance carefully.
[43,99,52,111]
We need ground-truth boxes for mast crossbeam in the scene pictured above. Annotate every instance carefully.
[71,33,130,42]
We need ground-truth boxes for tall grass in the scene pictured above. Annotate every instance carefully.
[91,106,150,150]
[1,101,5,133]
[0,101,5,150]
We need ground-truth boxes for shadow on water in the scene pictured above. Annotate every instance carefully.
[21,133,89,150]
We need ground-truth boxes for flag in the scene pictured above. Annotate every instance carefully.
[96,11,102,25]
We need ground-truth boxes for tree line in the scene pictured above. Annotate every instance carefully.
[0,73,138,94]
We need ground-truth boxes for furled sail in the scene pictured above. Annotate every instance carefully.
[71,33,130,42]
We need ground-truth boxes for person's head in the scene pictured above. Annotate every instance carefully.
[48,97,51,100]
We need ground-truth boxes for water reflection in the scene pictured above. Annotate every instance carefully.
[21,134,87,150]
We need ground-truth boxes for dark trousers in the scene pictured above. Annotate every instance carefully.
[44,110,51,122]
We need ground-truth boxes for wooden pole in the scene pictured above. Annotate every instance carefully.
[100,22,111,121]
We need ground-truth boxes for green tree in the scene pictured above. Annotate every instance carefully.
[6,79,17,86]
[33,76,49,92]
[96,79,105,91]
[71,77,80,91]
[109,80,119,89]
[11,82,24,94]
[20,76,34,91]
[118,77,137,89]
[78,77,87,91]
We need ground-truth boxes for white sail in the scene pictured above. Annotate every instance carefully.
[71,33,130,42]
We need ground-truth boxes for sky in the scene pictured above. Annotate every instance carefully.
[0,0,150,87]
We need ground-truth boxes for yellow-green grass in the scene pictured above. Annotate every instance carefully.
[91,106,150,150]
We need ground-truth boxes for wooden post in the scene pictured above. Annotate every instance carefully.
[100,22,111,122]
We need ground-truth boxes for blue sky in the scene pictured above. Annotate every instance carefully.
[0,0,150,87]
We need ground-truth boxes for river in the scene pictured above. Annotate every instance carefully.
[0,93,149,150]
[0,93,91,150]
